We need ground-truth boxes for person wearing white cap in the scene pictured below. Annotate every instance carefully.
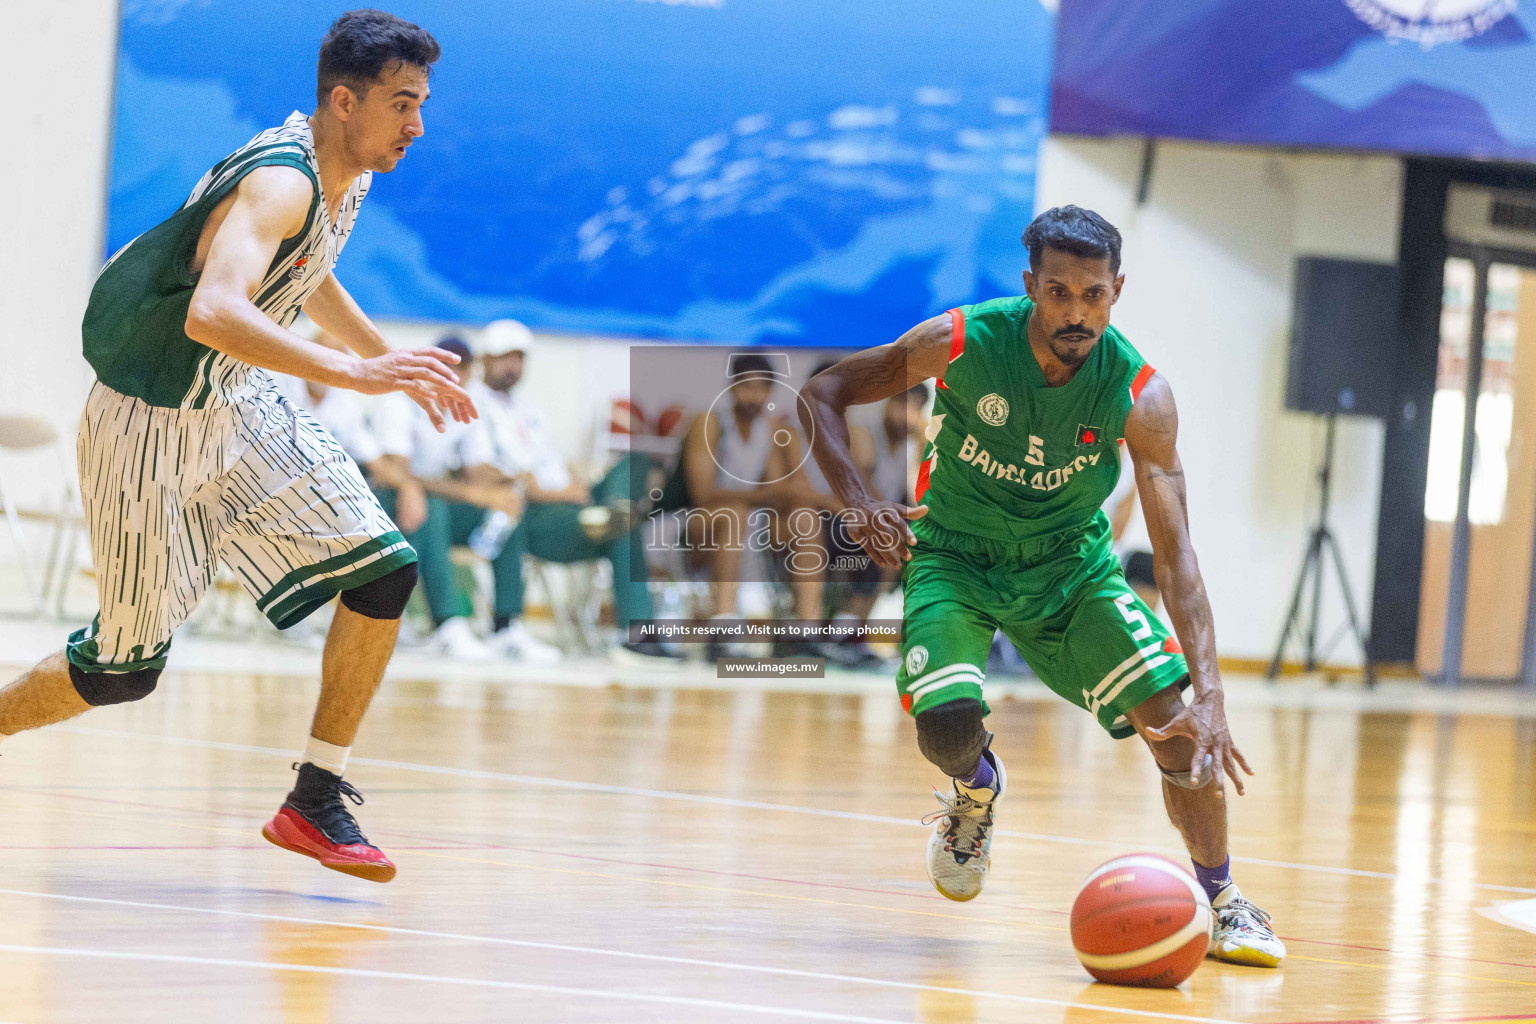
[471,320,678,664]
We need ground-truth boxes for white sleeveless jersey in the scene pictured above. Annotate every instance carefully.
[715,412,775,487]
[84,111,369,410]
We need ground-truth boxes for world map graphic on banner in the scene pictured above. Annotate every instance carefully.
[1051,0,1536,162]
[109,1,1055,346]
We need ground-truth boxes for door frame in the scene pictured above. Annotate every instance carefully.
[1434,243,1536,686]
[1372,159,1536,678]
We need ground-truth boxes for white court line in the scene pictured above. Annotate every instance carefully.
[51,724,1536,896]
[0,944,913,1024]
[0,890,1246,1024]
[1480,899,1536,937]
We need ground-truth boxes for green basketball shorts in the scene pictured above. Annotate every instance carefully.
[896,515,1189,739]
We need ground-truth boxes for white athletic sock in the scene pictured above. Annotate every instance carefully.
[302,736,350,776]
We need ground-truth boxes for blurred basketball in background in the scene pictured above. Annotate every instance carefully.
[610,398,647,435]
[655,404,686,437]
[1069,854,1211,988]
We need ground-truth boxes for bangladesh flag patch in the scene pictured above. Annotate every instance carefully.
[1075,424,1104,446]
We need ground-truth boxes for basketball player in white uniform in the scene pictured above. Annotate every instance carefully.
[0,11,471,883]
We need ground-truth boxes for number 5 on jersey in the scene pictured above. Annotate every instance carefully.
[1115,593,1153,641]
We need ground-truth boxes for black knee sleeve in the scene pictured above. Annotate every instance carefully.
[339,561,418,620]
[915,698,991,777]
[69,662,161,707]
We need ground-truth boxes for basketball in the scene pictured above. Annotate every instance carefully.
[1070,854,1212,988]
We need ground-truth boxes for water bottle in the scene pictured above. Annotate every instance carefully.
[468,510,517,560]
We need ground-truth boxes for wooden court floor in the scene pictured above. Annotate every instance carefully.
[1,666,1535,1024]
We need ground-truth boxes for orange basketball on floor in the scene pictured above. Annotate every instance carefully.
[1070,853,1211,988]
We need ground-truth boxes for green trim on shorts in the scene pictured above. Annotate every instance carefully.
[1098,668,1191,739]
[264,542,418,630]
[254,531,409,613]
[66,616,173,674]
[902,662,990,717]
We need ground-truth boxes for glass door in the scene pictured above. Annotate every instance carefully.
[1418,259,1536,681]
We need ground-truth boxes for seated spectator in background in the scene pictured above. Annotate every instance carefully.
[472,320,678,665]
[279,322,388,472]
[370,334,562,664]
[799,372,930,667]
[276,326,430,649]
[278,347,386,474]
[669,355,831,649]
[785,360,875,664]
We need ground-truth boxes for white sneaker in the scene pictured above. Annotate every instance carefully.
[430,617,496,662]
[1208,885,1286,967]
[491,620,564,665]
[922,750,1006,902]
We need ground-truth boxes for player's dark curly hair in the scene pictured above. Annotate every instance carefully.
[317,9,440,105]
[1022,205,1122,276]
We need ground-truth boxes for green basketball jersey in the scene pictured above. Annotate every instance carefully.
[83,112,371,409]
[915,295,1157,544]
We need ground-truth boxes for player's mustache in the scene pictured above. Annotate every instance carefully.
[1055,325,1093,340]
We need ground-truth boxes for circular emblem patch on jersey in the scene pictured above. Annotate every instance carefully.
[1343,0,1514,46]
[906,645,929,676]
[976,393,1009,427]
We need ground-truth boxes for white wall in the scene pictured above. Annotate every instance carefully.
[1036,136,1402,663]
[1,0,117,483]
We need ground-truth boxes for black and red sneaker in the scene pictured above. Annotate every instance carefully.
[262,762,397,883]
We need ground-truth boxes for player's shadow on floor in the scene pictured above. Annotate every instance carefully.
[165,885,384,907]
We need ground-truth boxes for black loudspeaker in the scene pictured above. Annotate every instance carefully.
[1285,257,1402,418]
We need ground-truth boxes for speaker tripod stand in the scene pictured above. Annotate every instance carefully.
[1267,414,1376,686]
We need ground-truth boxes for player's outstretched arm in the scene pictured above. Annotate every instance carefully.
[302,272,476,429]
[184,166,474,431]
[798,314,951,568]
[1124,373,1254,794]
[303,273,390,358]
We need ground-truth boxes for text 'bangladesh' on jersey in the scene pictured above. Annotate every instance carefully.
[915,295,1158,545]
[82,112,370,410]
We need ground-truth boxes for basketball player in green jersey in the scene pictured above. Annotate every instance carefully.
[800,206,1284,967]
[0,12,471,882]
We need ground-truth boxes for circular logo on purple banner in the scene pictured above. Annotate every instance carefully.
[1345,0,1518,46]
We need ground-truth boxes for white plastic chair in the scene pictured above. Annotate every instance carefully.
[526,556,606,653]
[0,415,85,616]
[447,544,600,653]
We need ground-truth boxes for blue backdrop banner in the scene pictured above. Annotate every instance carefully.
[110,0,1055,346]
[1051,0,1536,163]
